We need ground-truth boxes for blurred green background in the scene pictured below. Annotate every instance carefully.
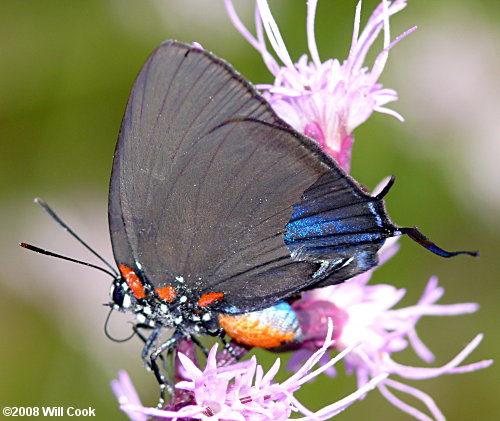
[1,0,498,419]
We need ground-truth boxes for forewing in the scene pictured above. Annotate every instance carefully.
[109,40,396,312]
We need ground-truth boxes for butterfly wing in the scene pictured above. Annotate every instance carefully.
[109,40,397,313]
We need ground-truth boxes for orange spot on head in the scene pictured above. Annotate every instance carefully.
[218,314,296,348]
[119,264,146,299]
[198,292,225,307]
[155,286,177,302]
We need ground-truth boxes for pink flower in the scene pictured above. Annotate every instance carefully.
[110,4,492,421]
[112,321,388,421]
[111,371,147,421]
[225,0,416,172]
[291,239,493,421]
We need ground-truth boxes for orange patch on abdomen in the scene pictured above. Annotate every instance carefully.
[119,264,145,299]
[218,313,295,348]
[198,292,224,307]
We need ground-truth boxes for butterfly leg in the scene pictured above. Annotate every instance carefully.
[133,324,168,369]
[217,330,250,366]
[220,333,238,358]
[136,327,172,407]
[150,335,179,407]
[133,323,152,344]
[140,326,160,361]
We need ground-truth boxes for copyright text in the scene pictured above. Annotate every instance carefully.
[2,406,96,417]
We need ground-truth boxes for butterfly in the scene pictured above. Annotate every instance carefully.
[22,40,476,402]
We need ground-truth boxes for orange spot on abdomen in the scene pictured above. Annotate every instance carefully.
[198,292,224,307]
[218,313,295,348]
[155,286,177,302]
[119,264,145,299]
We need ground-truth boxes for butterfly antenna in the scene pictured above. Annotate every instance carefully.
[19,242,117,278]
[34,198,119,276]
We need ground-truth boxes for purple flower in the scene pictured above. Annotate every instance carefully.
[112,320,388,420]
[291,239,493,421]
[111,371,148,421]
[225,0,416,172]
[110,3,493,420]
